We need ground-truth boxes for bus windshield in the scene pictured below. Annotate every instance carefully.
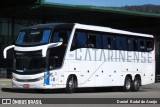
[13,26,73,74]
[14,51,46,73]
[15,29,51,46]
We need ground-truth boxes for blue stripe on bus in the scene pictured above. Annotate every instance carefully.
[44,71,50,85]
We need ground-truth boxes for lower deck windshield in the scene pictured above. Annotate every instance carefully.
[14,51,46,73]
[14,47,67,74]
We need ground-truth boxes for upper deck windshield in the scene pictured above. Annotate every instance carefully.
[15,29,51,46]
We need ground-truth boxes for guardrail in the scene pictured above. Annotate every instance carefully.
[155,75,160,83]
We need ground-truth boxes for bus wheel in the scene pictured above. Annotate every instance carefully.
[66,76,77,93]
[123,77,132,92]
[132,77,141,92]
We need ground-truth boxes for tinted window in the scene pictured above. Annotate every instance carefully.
[128,38,134,51]
[116,36,121,50]
[77,32,87,48]
[71,31,87,51]
[52,29,71,46]
[16,29,51,45]
[102,35,108,49]
[52,32,60,43]
[116,36,127,50]
[102,34,115,49]
[139,39,146,51]
[70,29,153,52]
[71,34,76,50]
[41,30,51,43]
[96,34,102,49]
[133,39,138,51]
[16,32,25,44]
[121,37,127,50]
[108,37,112,49]
[87,34,96,48]
[111,36,116,49]
[146,40,153,51]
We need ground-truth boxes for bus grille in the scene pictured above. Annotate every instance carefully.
[14,78,40,82]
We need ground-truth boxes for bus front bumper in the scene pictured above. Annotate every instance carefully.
[12,79,65,89]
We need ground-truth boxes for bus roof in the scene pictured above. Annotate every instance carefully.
[24,23,63,29]
[74,23,153,38]
[22,23,153,38]
[23,23,74,30]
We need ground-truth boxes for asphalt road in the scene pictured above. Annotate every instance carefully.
[0,79,160,107]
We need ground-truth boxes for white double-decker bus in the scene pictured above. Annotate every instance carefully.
[4,23,155,93]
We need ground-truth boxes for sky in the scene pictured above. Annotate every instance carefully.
[45,0,160,7]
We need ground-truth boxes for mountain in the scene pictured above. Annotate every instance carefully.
[116,4,160,14]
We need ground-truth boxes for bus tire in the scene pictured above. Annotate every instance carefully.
[132,77,141,92]
[123,76,132,92]
[66,75,77,93]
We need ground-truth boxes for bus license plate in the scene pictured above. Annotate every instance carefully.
[23,84,30,88]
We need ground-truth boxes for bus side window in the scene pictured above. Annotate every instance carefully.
[116,36,127,50]
[52,32,60,43]
[96,34,102,49]
[111,36,116,49]
[41,30,51,44]
[77,31,87,48]
[146,40,153,51]
[103,36,115,49]
[52,30,71,47]
[116,36,121,50]
[121,36,127,50]
[102,35,108,49]
[59,32,67,46]
[133,39,138,51]
[87,34,96,48]
[70,33,77,51]
[128,38,134,51]
[139,39,146,51]
[108,37,111,49]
